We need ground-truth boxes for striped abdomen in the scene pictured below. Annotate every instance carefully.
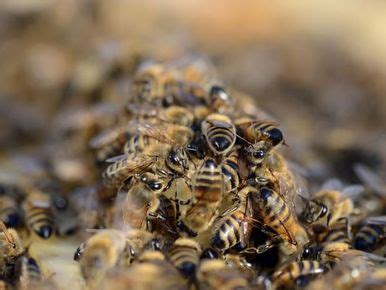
[211,212,244,251]
[123,134,158,154]
[25,204,55,239]
[273,260,325,286]
[26,257,42,282]
[257,187,297,245]
[202,114,236,155]
[322,223,351,245]
[169,238,201,277]
[245,121,284,147]
[221,151,241,193]
[193,158,223,203]
[354,224,384,251]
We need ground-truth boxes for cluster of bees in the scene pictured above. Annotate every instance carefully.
[0,58,385,289]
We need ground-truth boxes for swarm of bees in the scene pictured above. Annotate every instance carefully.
[0,58,385,289]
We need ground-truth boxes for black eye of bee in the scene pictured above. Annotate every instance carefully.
[302,247,313,259]
[253,150,265,159]
[168,151,181,165]
[320,205,328,217]
[148,181,162,191]
[267,128,283,146]
[150,238,163,251]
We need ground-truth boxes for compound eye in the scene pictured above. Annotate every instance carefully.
[302,247,311,259]
[320,205,328,217]
[168,151,180,165]
[253,150,265,159]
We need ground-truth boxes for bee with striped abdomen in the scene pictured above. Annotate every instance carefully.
[0,195,22,228]
[354,216,386,252]
[210,186,255,252]
[22,191,55,239]
[182,158,224,234]
[201,113,236,156]
[168,238,201,278]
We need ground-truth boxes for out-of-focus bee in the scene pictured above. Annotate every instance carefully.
[301,189,354,228]
[301,241,356,263]
[220,149,243,193]
[168,238,201,278]
[252,187,309,249]
[272,260,326,289]
[236,119,285,150]
[160,106,195,127]
[354,216,386,252]
[22,191,55,239]
[210,186,255,252]
[196,259,250,290]
[146,194,179,241]
[0,195,22,228]
[77,229,127,284]
[99,250,187,290]
[123,134,159,155]
[183,158,224,234]
[317,220,351,246]
[306,252,374,290]
[89,125,130,164]
[17,256,42,290]
[201,113,236,156]
[207,86,234,114]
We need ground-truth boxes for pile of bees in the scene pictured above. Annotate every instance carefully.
[0,58,386,290]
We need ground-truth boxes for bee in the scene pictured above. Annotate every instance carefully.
[201,113,236,156]
[0,195,21,228]
[146,194,179,241]
[89,125,130,164]
[318,220,351,246]
[272,260,325,289]
[252,187,309,249]
[115,173,169,230]
[160,106,194,127]
[17,256,42,290]
[220,149,243,193]
[210,186,255,252]
[78,229,128,283]
[196,259,250,290]
[237,120,285,149]
[301,189,354,228]
[99,249,186,290]
[183,158,224,233]
[223,254,257,281]
[207,86,234,114]
[168,238,201,278]
[354,216,386,252]
[307,252,374,290]
[123,134,159,155]
[0,222,24,281]
[301,241,352,263]
[22,191,55,239]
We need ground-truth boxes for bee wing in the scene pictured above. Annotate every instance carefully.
[321,178,344,191]
[136,123,176,146]
[207,119,234,129]
[354,164,386,197]
[105,154,128,163]
[341,184,365,201]
[366,216,386,225]
[89,125,127,149]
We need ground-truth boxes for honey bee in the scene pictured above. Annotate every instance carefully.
[252,187,309,249]
[78,229,128,283]
[183,158,224,234]
[210,186,255,252]
[220,149,243,193]
[207,86,234,114]
[307,252,374,290]
[354,216,386,252]
[237,119,285,150]
[160,106,195,127]
[22,191,55,239]
[99,249,186,290]
[301,188,354,228]
[272,260,325,289]
[123,134,159,155]
[201,113,236,156]
[168,238,201,278]
[0,195,21,228]
[196,259,250,290]
[317,220,351,246]
[301,241,352,263]
[17,256,42,290]
[115,172,169,230]
[146,194,179,241]
[0,222,24,281]
[89,125,130,164]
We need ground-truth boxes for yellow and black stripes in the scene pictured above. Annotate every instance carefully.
[168,238,201,277]
[25,206,55,239]
[202,114,236,156]
[354,223,384,251]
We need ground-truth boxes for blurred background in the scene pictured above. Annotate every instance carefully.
[1,0,385,185]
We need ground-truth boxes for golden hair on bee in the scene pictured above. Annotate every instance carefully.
[168,238,202,278]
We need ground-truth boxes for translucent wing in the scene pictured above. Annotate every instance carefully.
[354,163,386,197]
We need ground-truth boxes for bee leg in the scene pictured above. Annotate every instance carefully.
[241,236,281,255]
